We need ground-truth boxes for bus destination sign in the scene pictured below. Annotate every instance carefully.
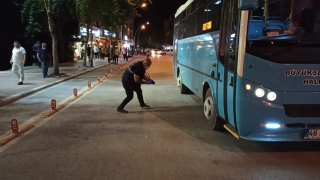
[202,21,212,31]
[285,69,320,85]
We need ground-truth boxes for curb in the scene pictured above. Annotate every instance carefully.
[0,62,112,108]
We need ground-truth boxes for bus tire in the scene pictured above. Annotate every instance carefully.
[204,89,224,130]
[179,75,189,94]
[177,73,181,87]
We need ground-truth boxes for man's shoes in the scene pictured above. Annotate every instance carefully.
[140,104,151,109]
[117,108,128,113]
[18,82,23,85]
[43,76,48,78]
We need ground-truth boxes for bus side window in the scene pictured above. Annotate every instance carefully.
[197,0,204,8]
[182,10,187,19]
[191,0,197,13]
[205,0,222,31]
[228,1,239,73]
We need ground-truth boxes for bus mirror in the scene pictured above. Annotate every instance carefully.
[239,0,261,10]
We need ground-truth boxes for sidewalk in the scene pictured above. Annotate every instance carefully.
[0,58,131,107]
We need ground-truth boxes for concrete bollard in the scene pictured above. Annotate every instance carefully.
[51,99,57,110]
[11,119,19,133]
[73,88,78,97]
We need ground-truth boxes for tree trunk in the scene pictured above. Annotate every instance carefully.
[58,26,64,63]
[60,39,64,62]
[52,35,59,75]
[43,0,59,75]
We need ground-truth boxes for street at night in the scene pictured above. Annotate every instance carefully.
[2,0,320,179]
[1,55,320,180]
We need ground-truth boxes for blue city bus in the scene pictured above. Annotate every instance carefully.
[173,0,320,141]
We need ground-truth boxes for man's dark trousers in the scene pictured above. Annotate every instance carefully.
[118,83,145,109]
[114,55,119,64]
[42,61,49,77]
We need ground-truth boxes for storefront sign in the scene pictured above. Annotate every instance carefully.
[80,27,100,38]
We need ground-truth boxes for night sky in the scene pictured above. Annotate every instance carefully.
[134,0,188,45]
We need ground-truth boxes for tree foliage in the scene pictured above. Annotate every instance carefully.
[21,0,76,37]
[16,0,152,71]
[18,0,77,75]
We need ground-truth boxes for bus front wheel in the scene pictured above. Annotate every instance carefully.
[204,89,224,130]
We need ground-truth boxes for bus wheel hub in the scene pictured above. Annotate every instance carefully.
[204,97,213,120]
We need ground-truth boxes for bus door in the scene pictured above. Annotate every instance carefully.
[173,28,179,78]
[217,0,239,127]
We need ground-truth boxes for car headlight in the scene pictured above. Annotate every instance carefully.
[255,88,265,98]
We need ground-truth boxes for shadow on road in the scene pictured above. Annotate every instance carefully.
[22,83,36,85]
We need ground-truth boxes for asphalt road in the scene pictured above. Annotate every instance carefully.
[1,55,320,180]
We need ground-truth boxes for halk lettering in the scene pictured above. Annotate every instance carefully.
[303,79,320,85]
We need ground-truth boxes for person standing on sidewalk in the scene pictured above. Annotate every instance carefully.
[117,59,155,113]
[114,47,120,64]
[10,41,26,85]
[93,45,99,60]
[101,46,106,60]
[37,43,51,78]
[87,45,93,67]
[106,45,111,62]
[33,41,41,68]
[123,48,128,61]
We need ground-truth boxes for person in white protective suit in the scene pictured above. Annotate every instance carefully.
[10,41,26,85]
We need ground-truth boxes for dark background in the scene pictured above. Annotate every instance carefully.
[134,0,187,48]
[0,0,25,71]
[0,0,188,71]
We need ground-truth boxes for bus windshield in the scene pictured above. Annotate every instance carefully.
[246,0,320,64]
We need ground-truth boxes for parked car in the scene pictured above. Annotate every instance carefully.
[151,49,166,56]
[160,49,167,55]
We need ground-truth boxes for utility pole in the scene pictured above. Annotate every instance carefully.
[121,26,123,51]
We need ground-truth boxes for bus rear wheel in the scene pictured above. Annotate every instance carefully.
[177,73,181,87]
[179,75,189,94]
[204,89,224,130]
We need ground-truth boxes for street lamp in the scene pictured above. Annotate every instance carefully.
[137,25,148,48]
[134,22,149,49]
[137,25,147,46]
[134,2,148,9]
[141,3,147,8]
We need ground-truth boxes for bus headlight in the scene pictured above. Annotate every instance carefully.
[255,88,265,98]
[267,92,277,101]
[245,84,253,90]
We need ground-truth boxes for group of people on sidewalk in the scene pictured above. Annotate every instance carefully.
[10,40,156,114]
[10,40,51,85]
[86,45,131,65]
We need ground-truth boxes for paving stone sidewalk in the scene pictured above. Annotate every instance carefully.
[0,58,121,101]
